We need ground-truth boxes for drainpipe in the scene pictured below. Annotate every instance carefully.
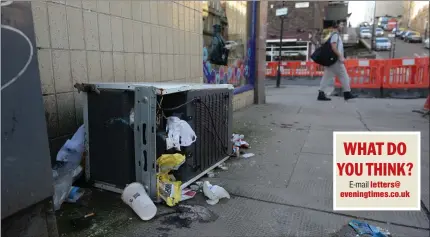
[249,1,257,86]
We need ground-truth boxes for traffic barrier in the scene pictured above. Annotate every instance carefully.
[265,57,429,98]
[265,61,324,77]
[333,59,382,97]
[381,57,429,98]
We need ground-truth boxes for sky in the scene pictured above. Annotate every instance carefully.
[348,1,372,27]
[348,1,429,27]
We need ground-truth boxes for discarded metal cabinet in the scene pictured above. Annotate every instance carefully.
[80,83,233,200]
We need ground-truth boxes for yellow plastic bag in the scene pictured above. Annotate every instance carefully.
[157,154,186,173]
[157,173,182,207]
[156,153,185,207]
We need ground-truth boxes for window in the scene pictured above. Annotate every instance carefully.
[376,38,389,43]
[202,1,249,87]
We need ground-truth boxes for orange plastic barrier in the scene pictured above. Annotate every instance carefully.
[266,58,429,90]
[382,57,430,89]
[335,59,382,89]
[265,61,323,77]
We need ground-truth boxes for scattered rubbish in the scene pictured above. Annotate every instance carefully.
[206,171,215,178]
[56,125,85,162]
[231,133,250,157]
[181,188,197,201]
[232,146,240,157]
[161,204,218,228]
[189,184,200,191]
[122,182,157,221]
[166,116,197,151]
[71,213,95,229]
[52,125,86,211]
[218,163,228,170]
[157,154,186,173]
[202,181,230,205]
[345,220,392,237]
[65,186,85,203]
[53,174,74,211]
[231,133,250,148]
[157,153,186,207]
[241,153,255,159]
[157,173,182,207]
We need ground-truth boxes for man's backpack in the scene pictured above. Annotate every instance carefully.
[311,33,340,67]
[209,35,229,66]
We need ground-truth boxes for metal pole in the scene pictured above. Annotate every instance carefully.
[425,21,428,39]
[276,15,284,88]
[392,21,397,58]
[370,0,376,51]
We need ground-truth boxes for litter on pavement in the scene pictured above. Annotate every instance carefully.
[122,182,157,221]
[65,186,85,203]
[156,153,186,207]
[347,219,392,237]
[218,163,228,170]
[231,133,250,157]
[52,125,85,211]
[207,171,216,178]
[181,188,197,201]
[202,181,230,205]
[241,153,255,159]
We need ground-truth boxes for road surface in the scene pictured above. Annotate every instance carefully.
[363,35,429,59]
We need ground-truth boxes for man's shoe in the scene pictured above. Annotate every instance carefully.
[317,91,331,101]
[344,91,357,101]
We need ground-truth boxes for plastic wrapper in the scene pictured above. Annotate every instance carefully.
[157,154,186,173]
[157,173,182,207]
[156,153,187,206]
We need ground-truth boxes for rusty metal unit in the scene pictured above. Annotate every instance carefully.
[81,82,233,199]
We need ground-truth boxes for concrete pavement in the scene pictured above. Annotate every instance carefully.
[59,85,429,237]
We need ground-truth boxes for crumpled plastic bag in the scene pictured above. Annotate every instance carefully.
[156,153,186,207]
[157,153,186,173]
[52,125,85,211]
[202,181,230,205]
[56,125,85,163]
[157,173,182,207]
[166,116,197,151]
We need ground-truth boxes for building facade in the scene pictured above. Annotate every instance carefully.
[1,1,269,235]
[400,1,429,36]
[375,1,403,18]
[3,0,267,165]
[266,1,328,61]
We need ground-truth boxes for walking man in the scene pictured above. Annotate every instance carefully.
[317,21,357,101]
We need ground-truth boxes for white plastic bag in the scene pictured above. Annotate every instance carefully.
[166,117,197,150]
[52,125,86,210]
[202,181,230,205]
[56,125,85,164]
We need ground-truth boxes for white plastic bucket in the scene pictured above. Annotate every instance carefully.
[121,182,157,221]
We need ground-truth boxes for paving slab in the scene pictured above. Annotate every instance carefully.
[107,196,430,237]
[58,85,430,237]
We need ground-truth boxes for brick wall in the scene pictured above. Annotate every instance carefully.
[31,0,204,160]
[266,1,327,40]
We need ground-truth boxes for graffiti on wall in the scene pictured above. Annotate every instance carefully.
[203,41,252,88]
